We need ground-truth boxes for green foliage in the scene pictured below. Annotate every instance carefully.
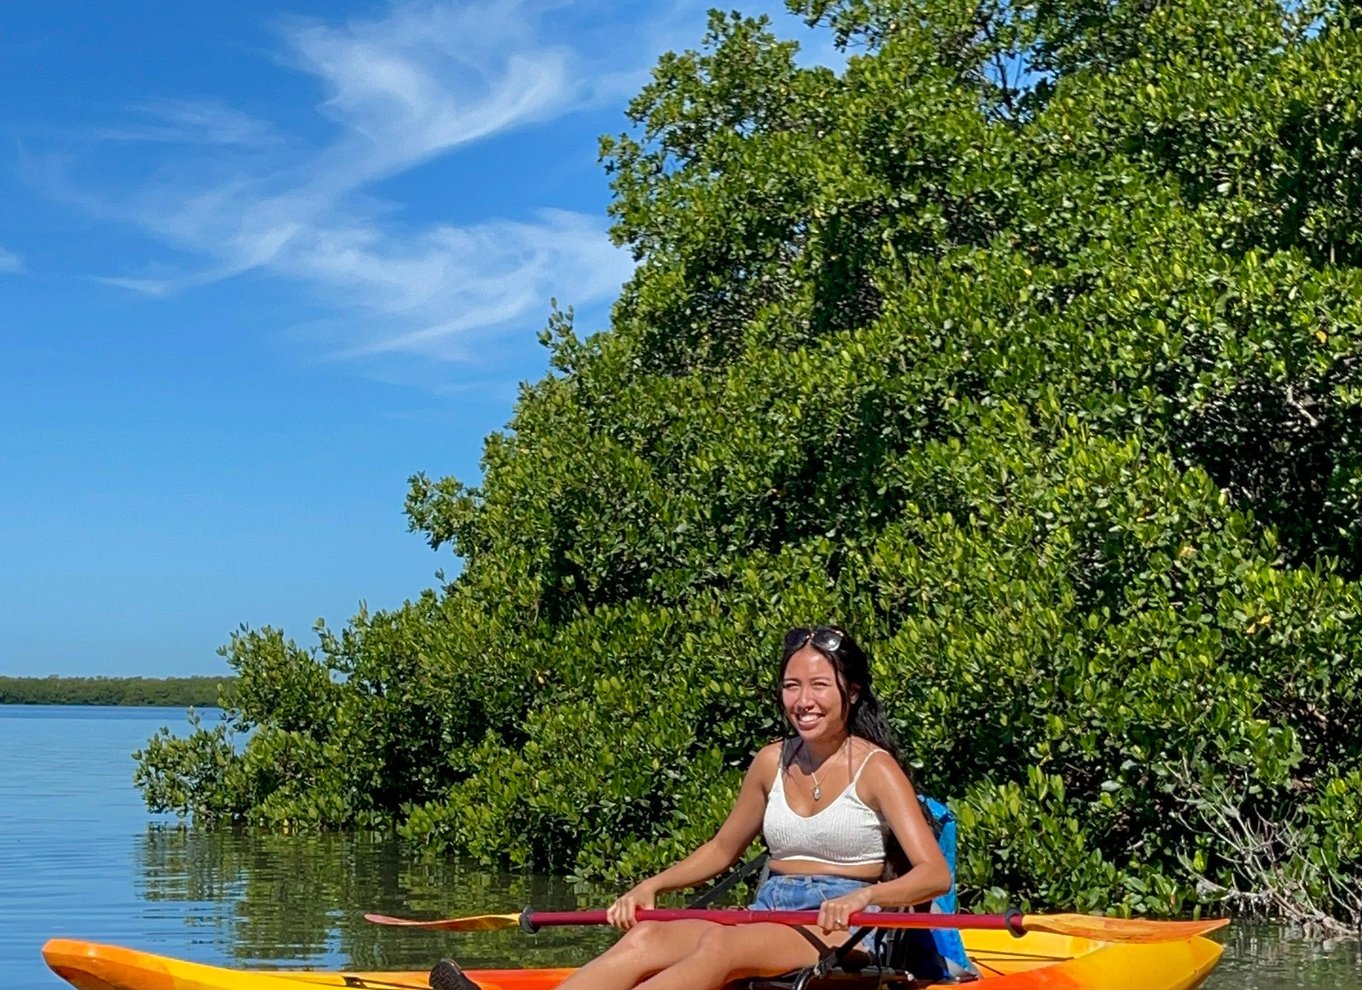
[137,0,1362,925]
[0,675,232,707]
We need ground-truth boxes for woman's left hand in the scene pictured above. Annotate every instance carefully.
[816,887,875,933]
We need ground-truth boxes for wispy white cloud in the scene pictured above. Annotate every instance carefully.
[34,0,645,367]
[323,209,630,360]
[29,0,840,369]
[0,247,24,274]
[280,0,581,180]
[95,101,285,148]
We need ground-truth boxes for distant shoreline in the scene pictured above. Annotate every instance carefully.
[0,675,234,708]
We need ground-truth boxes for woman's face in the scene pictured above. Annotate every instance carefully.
[780,646,851,744]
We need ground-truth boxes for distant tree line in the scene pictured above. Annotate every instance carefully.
[0,675,232,707]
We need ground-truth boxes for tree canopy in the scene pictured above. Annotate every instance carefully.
[137,0,1362,927]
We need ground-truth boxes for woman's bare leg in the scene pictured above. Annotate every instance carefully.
[631,923,845,990]
[553,919,715,990]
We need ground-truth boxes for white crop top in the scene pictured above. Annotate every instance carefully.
[763,741,889,867]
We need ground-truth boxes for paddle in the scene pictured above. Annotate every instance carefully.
[364,907,1227,944]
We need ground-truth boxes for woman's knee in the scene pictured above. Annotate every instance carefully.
[693,925,741,960]
[615,919,670,956]
[689,924,820,980]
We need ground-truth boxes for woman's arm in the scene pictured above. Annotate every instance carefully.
[814,756,953,932]
[606,743,779,929]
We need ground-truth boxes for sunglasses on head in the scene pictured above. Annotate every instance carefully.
[783,626,845,655]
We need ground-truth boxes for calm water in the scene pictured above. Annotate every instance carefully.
[1,705,1358,989]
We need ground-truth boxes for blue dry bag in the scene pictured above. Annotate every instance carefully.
[877,796,978,981]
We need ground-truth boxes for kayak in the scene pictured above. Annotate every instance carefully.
[42,933,1223,990]
[43,929,1223,990]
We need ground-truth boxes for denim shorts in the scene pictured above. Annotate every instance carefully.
[750,873,875,911]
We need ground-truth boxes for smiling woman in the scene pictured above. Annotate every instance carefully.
[429,626,954,990]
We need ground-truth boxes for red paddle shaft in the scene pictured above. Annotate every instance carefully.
[521,907,1023,934]
[365,906,1226,942]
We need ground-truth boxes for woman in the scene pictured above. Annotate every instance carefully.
[432,626,951,990]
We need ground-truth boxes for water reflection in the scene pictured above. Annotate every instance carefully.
[133,826,618,971]
[1208,924,1362,990]
[132,827,1362,987]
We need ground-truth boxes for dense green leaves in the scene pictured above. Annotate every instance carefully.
[138,0,1362,927]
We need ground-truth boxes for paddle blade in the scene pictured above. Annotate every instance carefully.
[363,912,522,932]
[1026,913,1229,943]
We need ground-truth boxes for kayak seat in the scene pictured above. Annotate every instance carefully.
[689,796,977,989]
[686,855,956,989]
[741,907,943,990]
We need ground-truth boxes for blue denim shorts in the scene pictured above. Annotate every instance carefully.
[750,873,875,911]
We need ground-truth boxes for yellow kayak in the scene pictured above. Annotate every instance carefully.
[42,931,1222,990]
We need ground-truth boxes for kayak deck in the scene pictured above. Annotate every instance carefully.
[42,930,1223,990]
[42,939,557,990]
[963,928,1222,990]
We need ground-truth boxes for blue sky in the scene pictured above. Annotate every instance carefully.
[0,0,829,677]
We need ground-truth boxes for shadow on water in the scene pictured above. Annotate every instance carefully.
[133,826,618,972]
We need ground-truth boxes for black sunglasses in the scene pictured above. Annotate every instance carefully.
[783,626,845,655]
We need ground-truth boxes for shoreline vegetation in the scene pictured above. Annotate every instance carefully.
[0,676,232,708]
[134,0,1362,934]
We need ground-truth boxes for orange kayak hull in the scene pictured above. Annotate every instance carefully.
[42,929,1223,990]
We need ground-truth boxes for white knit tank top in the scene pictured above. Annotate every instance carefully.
[763,741,889,867]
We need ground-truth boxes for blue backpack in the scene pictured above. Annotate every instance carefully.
[877,795,978,980]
